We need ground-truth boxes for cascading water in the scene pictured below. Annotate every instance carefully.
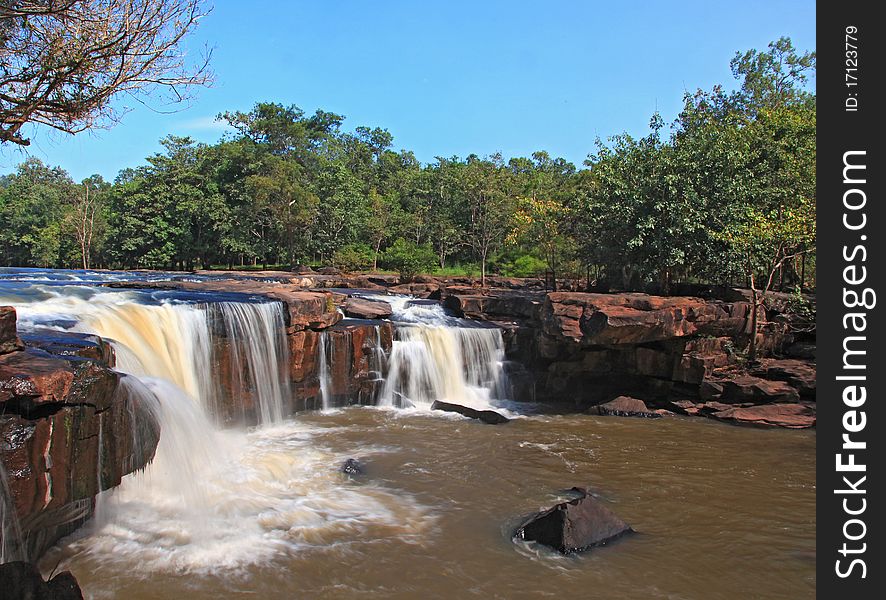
[1,278,432,578]
[207,302,292,425]
[318,331,333,411]
[374,296,511,410]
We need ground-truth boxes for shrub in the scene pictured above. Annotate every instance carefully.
[380,238,437,282]
[332,243,374,271]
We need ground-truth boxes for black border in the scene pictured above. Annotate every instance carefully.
[818,1,883,596]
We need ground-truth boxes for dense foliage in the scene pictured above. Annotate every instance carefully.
[0,38,815,292]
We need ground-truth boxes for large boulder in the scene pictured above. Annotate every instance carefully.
[757,359,816,398]
[591,396,660,418]
[343,297,393,320]
[719,376,800,405]
[515,488,633,553]
[1,346,160,560]
[430,400,510,424]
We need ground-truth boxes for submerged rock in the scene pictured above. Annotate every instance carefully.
[591,396,660,418]
[341,458,365,476]
[430,400,510,425]
[0,561,83,599]
[515,488,633,554]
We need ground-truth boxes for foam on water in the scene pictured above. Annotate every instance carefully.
[63,379,433,575]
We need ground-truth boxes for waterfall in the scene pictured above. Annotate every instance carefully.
[318,332,333,411]
[374,296,510,411]
[207,302,291,425]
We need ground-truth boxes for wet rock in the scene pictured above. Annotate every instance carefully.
[430,400,510,425]
[341,458,365,476]
[710,403,816,429]
[343,297,393,320]
[591,396,660,418]
[0,561,84,599]
[1,307,23,355]
[1,347,160,560]
[515,488,633,554]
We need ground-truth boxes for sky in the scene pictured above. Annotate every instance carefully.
[0,0,816,182]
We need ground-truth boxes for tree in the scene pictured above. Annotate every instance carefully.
[460,155,515,286]
[0,158,72,266]
[0,0,212,146]
[68,175,109,269]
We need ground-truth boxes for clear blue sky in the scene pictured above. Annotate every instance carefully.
[0,0,815,182]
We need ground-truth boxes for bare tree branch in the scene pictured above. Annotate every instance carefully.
[0,0,213,146]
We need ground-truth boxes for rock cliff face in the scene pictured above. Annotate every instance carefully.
[443,287,814,428]
[1,309,160,561]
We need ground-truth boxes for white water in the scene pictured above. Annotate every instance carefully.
[2,282,507,576]
[1,283,435,575]
[375,296,511,411]
[71,378,434,575]
[207,302,292,425]
[318,331,332,411]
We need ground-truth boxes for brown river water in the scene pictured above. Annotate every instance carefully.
[41,408,815,600]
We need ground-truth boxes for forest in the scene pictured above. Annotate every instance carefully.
[0,38,815,294]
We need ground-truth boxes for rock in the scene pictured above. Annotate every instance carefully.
[430,400,510,424]
[105,281,342,333]
[1,307,23,355]
[343,297,393,320]
[710,403,816,429]
[291,264,315,274]
[592,396,660,418]
[720,376,800,405]
[698,380,724,401]
[670,399,701,415]
[758,359,816,398]
[317,266,341,275]
[0,561,84,599]
[784,342,816,360]
[388,283,441,299]
[515,488,633,553]
[1,349,160,560]
[341,458,364,476]
[540,292,751,345]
